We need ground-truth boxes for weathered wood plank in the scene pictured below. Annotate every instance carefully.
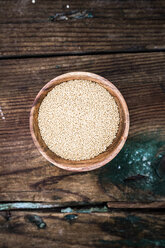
[0,53,165,204]
[0,0,165,56]
[0,211,165,248]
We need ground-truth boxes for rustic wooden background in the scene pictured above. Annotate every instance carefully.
[0,0,165,247]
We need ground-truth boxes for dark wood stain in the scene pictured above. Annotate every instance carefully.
[124,174,148,182]
[31,173,79,189]
[0,211,11,221]
[25,214,46,229]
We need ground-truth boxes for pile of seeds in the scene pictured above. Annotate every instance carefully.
[38,79,120,160]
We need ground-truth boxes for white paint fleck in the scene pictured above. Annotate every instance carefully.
[59,229,63,235]
[0,106,5,120]
[142,156,147,161]
[32,0,35,3]
[118,165,121,169]
[66,4,69,8]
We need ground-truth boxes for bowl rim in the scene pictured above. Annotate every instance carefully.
[30,71,129,171]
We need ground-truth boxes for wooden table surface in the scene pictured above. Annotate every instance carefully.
[0,1,165,247]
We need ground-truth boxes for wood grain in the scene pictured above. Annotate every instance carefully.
[0,0,165,57]
[0,53,165,204]
[0,211,165,248]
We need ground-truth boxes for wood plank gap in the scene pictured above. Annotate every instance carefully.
[0,48,165,60]
[1,201,165,211]
[0,201,107,211]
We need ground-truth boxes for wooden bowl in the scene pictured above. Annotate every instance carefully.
[30,72,129,172]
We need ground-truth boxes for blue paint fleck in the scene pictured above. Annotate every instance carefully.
[61,207,73,213]
[64,214,78,221]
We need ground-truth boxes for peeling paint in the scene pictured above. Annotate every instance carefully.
[64,214,78,222]
[25,214,46,229]
[61,206,108,213]
[61,207,73,213]
[0,202,59,211]
[49,10,93,22]
[76,206,108,213]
